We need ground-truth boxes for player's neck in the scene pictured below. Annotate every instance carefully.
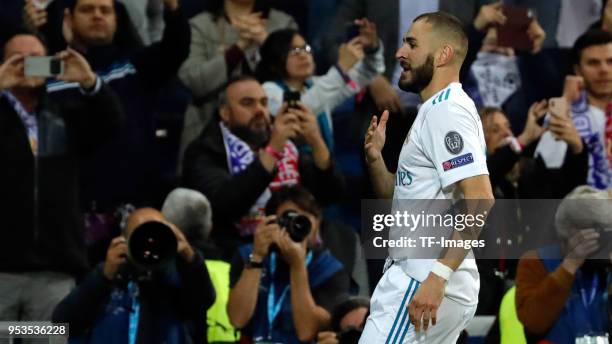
[420,72,460,102]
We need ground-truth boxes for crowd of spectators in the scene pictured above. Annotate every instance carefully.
[1,0,612,343]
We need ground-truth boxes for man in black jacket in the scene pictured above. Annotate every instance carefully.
[0,32,122,329]
[52,207,215,344]
[182,76,345,260]
[29,0,190,219]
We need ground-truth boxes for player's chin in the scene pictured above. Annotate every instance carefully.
[400,69,411,78]
[398,78,415,92]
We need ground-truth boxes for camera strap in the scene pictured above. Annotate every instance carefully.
[266,251,313,339]
[127,281,140,344]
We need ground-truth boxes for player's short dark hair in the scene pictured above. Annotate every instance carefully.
[572,29,612,65]
[413,11,468,61]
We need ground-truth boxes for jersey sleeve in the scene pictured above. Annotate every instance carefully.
[420,101,489,188]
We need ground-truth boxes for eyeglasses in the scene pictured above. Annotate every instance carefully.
[288,44,312,56]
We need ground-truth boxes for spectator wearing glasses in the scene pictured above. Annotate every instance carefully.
[256,23,384,150]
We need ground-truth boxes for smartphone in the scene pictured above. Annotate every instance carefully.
[25,56,64,77]
[346,22,360,41]
[497,6,535,50]
[283,91,301,109]
[548,97,569,118]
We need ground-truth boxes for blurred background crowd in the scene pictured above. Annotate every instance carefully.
[1,0,612,343]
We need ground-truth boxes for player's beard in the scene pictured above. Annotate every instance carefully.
[398,54,435,94]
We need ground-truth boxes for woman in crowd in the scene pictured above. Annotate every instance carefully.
[255,23,384,150]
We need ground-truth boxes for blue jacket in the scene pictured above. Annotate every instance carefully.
[52,252,215,344]
[236,244,347,344]
[537,245,610,343]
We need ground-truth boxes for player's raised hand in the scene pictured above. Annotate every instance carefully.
[364,110,389,164]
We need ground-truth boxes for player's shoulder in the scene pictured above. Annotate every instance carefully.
[425,83,479,122]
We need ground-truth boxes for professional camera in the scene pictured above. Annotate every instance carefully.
[117,221,177,280]
[277,210,311,242]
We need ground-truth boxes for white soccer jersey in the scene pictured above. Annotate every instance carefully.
[391,82,489,306]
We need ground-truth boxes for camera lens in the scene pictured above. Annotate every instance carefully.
[128,221,177,269]
[279,210,311,242]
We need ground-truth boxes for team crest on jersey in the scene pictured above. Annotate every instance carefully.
[444,131,463,155]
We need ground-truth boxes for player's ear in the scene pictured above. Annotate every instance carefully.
[436,44,454,67]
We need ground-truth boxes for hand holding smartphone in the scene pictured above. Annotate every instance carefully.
[535,97,569,128]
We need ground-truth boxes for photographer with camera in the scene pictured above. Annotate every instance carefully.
[52,208,215,344]
[227,186,350,343]
[516,186,612,343]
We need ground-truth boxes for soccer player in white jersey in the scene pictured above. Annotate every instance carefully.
[360,12,494,344]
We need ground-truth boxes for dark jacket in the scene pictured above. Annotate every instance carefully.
[181,121,346,260]
[0,84,123,277]
[43,6,191,210]
[52,251,215,344]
